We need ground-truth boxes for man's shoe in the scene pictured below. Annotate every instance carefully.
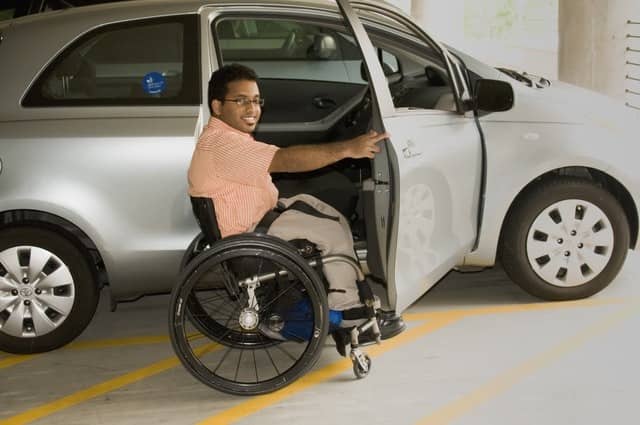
[378,311,406,340]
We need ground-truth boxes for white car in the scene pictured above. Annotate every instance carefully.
[0,0,638,354]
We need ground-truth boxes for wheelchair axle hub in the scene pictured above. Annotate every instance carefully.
[238,308,259,330]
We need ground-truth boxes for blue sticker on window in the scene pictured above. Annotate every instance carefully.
[142,72,166,95]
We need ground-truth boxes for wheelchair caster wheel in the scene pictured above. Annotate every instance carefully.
[352,353,371,379]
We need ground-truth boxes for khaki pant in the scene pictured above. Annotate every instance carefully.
[267,194,361,311]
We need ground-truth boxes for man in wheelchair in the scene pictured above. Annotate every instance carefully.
[188,64,405,353]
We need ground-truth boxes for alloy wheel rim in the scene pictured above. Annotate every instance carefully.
[0,246,75,338]
[526,199,614,287]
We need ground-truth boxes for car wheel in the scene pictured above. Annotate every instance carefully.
[501,177,629,301]
[0,226,99,354]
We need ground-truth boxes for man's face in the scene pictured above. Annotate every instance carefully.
[212,79,262,134]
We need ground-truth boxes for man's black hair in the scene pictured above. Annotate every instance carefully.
[208,64,259,115]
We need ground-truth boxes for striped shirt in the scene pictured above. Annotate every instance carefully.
[188,117,279,238]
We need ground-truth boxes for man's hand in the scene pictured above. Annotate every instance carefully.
[344,130,389,159]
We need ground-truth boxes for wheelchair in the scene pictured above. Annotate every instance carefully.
[168,197,382,395]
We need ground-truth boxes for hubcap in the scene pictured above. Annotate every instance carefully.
[0,246,75,338]
[526,199,614,287]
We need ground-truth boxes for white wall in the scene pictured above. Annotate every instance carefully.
[385,0,640,108]
[558,0,640,107]
[386,0,559,79]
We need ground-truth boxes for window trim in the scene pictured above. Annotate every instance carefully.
[22,14,201,108]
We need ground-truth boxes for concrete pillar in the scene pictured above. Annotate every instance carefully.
[410,0,426,24]
[559,0,640,105]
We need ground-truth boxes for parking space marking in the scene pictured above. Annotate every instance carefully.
[403,297,630,323]
[0,343,219,425]
[67,334,171,350]
[0,333,202,371]
[0,337,170,372]
[415,302,640,425]
[196,313,462,425]
[0,354,38,370]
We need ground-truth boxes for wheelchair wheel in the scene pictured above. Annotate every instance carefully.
[169,234,329,395]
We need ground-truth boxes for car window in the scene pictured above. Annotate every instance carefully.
[356,8,458,112]
[215,18,365,84]
[23,15,200,107]
[212,16,370,126]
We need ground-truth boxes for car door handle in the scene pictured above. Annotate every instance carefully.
[312,96,337,109]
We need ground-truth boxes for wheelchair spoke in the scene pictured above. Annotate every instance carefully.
[273,343,298,363]
[234,347,243,382]
[192,299,238,318]
[186,331,206,342]
[281,327,310,341]
[192,291,232,305]
[213,346,233,375]
[252,349,259,383]
[259,281,299,312]
[193,292,242,312]
[257,257,264,277]
[263,344,281,376]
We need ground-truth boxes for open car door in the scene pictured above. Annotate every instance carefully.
[337,0,484,312]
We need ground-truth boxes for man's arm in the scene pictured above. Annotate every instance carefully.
[268,130,389,173]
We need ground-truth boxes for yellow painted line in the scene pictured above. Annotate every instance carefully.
[0,337,167,372]
[0,343,219,425]
[416,303,640,425]
[196,312,463,425]
[0,333,203,371]
[403,296,631,322]
[67,334,171,350]
[67,332,204,350]
[0,354,38,370]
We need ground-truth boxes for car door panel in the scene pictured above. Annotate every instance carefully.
[255,78,367,145]
[383,112,482,311]
[338,0,482,312]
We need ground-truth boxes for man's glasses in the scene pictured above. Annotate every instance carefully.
[222,97,265,107]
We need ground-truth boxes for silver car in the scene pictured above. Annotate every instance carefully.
[1,0,639,354]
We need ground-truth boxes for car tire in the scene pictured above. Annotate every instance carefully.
[501,177,629,301]
[0,226,99,354]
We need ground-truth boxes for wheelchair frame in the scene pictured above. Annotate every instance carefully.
[168,198,381,395]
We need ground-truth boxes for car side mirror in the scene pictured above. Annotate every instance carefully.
[474,79,514,112]
[309,34,337,59]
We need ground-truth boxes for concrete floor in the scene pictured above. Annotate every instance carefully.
[1,253,639,425]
